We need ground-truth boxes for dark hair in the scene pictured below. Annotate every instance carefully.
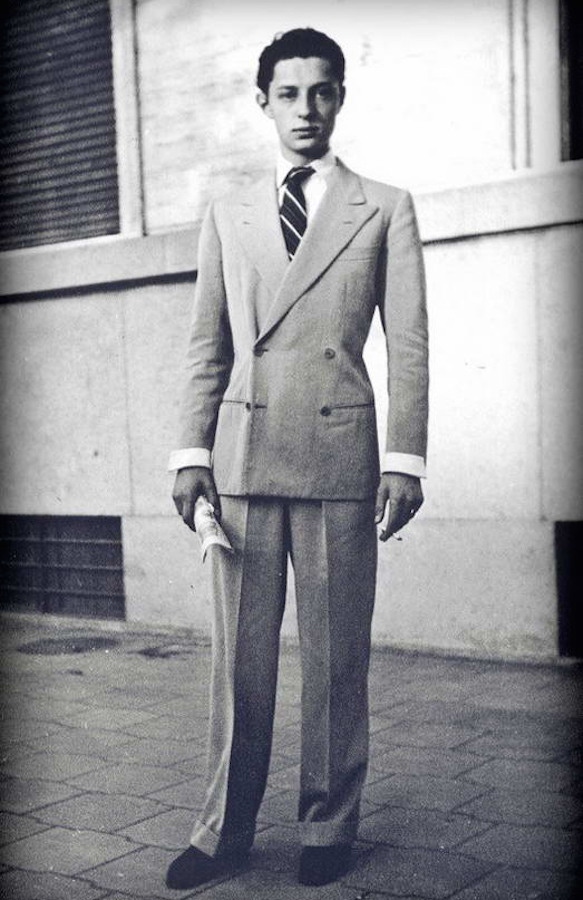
[256,28,345,94]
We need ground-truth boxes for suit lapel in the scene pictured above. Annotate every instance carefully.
[233,172,289,298]
[256,161,379,344]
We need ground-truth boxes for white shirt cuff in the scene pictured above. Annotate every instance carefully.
[168,448,212,471]
[381,452,426,478]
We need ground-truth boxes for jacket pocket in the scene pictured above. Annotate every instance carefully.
[337,247,378,262]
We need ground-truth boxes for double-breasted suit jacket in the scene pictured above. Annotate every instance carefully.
[178,159,428,499]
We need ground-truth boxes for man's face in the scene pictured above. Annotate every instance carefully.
[258,56,344,164]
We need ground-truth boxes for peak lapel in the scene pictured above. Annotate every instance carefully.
[256,162,379,344]
[233,172,289,297]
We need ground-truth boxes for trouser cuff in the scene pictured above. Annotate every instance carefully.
[190,820,255,858]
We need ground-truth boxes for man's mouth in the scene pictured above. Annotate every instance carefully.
[293,127,319,136]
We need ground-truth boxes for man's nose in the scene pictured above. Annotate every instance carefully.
[297,94,315,117]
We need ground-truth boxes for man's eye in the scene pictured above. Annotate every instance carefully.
[278,92,296,101]
[316,88,334,99]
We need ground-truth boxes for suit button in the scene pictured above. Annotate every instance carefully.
[320,405,331,416]
[254,347,265,357]
[245,402,252,411]
[324,348,336,359]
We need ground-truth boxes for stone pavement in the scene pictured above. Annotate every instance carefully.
[0,612,582,900]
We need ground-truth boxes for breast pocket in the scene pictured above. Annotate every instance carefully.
[338,247,378,262]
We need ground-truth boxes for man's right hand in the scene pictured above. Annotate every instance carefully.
[172,467,221,532]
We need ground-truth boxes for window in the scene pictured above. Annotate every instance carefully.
[560,0,583,161]
[0,0,120,251]
[0,515,125,619]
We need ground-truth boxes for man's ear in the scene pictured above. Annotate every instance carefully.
[338,85,346,108]
[256,90,273,118]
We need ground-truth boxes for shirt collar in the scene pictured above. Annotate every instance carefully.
[277,149,336,187]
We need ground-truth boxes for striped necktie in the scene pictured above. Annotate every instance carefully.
[280,166,314,259]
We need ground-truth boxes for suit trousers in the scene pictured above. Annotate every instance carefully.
[190,495,377,856]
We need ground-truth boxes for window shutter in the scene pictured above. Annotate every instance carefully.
[561,0,583,161]
[0,0,120,251]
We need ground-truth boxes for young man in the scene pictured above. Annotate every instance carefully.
[167,28,428,889]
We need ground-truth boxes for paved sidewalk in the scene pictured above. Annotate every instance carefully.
[0,613,582,900]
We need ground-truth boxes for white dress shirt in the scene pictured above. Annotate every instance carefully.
[168,152,426,479]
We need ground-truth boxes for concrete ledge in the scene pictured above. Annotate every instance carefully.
[1,163,582,298]
[0,229,198,298]
[419,161,583,244]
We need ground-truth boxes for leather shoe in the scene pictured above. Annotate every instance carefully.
[298,844,352,886]
[165,846,247,889]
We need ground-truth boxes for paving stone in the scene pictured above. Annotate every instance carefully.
[461,758,579,792]
[118,807,197,849]
[66,707,161,732]
[0,811,49,844]
[32,791,171,832]
[83,896,161,900]
[83,844,222,898]
[0,740,43,765]
[77,689,178,711]
[392,680,484,704]
[458,787,583,827]
[378,702,579,734]
[0,776,81,814]
[460,732,579,762]
[369,721,483,751]
[363,774,487,812]
[145,777,206,810]
[0,751,110,781]
[256,789,300,825]
[369,714,403,734]
[65,764,190,797]
[368,746,481,778]
[118,715,201,743]
[471,687,573,715]
[358,806,492,849]
[449,864,580,899]
[3,615,583,899]
[344,844,495,898]
[169,756,210,778]
[458,823,583,872]
[0,869,108,900]
[0,720,60,743]
[4,698,90,723]
[150,697,210,720]
[111,737,195,767]
[30,726,139,758]
[29,680,111,704]
[195,866,376,899]
[0,826,138,875]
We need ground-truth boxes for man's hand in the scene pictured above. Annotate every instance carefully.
[172,466,221,532]
[374,473,423,542]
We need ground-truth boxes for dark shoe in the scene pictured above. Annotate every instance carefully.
[165,846,247,889]
[298,844,352,886]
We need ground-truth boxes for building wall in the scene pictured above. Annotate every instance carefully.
[1,0,581,658]
[135,0,545,231]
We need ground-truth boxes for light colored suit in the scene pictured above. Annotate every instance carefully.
[178,159,428,856]
[178,159,428,499]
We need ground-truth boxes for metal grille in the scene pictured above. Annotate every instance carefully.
[0,0,120,251]
[0,515,125,619]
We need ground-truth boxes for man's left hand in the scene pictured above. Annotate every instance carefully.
[374,473,423,542]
